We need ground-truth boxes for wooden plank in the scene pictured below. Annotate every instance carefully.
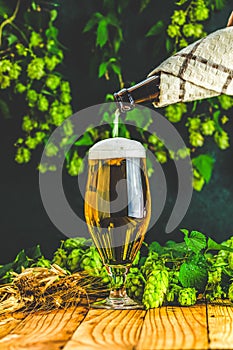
[0,312,26,340]
[63,309,146,350]
[208,301,233,349]
[136,304,208,350]
[0,306,88,350]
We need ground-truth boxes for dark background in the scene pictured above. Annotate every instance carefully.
[0,1,233,263]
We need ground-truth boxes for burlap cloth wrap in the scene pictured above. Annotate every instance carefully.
[148,26,233,107]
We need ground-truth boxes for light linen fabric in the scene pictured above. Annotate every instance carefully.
[148,27,233,107]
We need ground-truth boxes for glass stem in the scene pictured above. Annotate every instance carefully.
[105,265,129,300]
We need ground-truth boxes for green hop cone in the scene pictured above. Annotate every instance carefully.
[142,264,169,309]
[60,81,71,93]
[67,152,84,176]
[166,284,182,303]
[64,237,92,251]
[187,117,201,131]
[51,113,64,126]
[40,123,50,131]
[214,131,230,150]
[66,248,84,272]
[205,284,226,302]
[27,58,45,80]
[148,133,159,145]
[22,115,38,132]
[228,283,233,302]
[166,269,181,303]
[38,95,49,112]
[15,83,27,94]
[126,267,145,301]
[207,267,222,285]
[165,103,186,123]
[61,104,72,118]
[155,150,167,164]
[80,246,109,283]
[0,74,10,89]
[141,251,159,278]
[25,136,39,150]
[44,55,60,71]
[27,89,38,107]
[30,31,43,47]
[183,24,196,37]
[218,95,233,110]
[189,132,204,147]
[228,253,233,270]
[63,120,74,136]
[178,288,197,306]
[52,247,67,268]
[221,236,233,249]
[16,43,27,56]
[193,24,204,39]
[15,147,31,164]
[193,5,209,21]
[45,142,59,157]
[193,175,205,191]
[49,101,72,126]
[176,147,190,159]
[60,92,72,104]
[38,163,48,173]
[0,59,11,73]
[46,74,61,90]
[171,10,186,25]
[35,132,46,143]
[179,38,188,48]
[167,24,180,38]
[9,63,21,80]
[201,120,215,136]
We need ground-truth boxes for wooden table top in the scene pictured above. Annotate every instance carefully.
[0,301,232,350]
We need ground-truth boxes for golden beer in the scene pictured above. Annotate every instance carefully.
[85,155,151,267]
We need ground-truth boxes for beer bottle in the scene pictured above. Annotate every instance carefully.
[114,75,160,113]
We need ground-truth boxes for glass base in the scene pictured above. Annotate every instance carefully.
[90,296,144,310]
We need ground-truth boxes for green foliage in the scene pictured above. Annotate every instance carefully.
[179,260,208,290]
[2,229,233,307]
[146,21,164,37]
[181,229,207,254]
[81,0,233,191]
[192,154,215,191]
[178,287,197,306]
[0,0,79,175]
[0,0,232,190]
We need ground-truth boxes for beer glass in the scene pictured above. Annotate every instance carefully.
[84,137,151,309]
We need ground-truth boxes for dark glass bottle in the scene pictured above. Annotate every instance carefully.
[113,75,160,112]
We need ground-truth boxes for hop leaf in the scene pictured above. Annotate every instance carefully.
[179,261,208,291]
[192,154,215,184]
[181,229,207,253]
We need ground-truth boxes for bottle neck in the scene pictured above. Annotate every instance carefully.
[114,75,160,113]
